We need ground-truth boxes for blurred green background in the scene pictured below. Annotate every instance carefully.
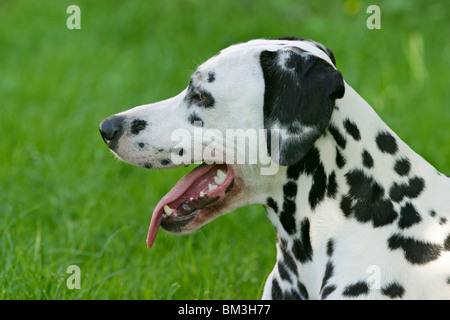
[0,0,448,299]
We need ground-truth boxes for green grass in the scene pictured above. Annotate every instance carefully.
[0,0,448,299]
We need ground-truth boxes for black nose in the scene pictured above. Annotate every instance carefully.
[99,115,125,149]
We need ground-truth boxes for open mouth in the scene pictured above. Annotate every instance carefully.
[147,163,235,248]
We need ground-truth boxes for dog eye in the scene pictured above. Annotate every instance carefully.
[191,92,206,102]
[197,92,208,101]
[188,89,215,108]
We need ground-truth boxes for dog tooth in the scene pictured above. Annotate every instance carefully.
[163,205,175,216]
[217,169,226,178]
[190,197,194,201]
[214,169,227,185]
[208,183,218,192]
[200,191,205,197]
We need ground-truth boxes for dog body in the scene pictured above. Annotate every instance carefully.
[100,38,450,299]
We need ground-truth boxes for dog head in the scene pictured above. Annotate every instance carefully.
[99,37,344,247]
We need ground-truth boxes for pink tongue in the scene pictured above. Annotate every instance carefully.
[146,163,215,248]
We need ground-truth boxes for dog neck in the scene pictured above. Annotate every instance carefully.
[259,82,447,252]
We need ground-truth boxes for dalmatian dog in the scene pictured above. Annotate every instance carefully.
[99,37,450,299]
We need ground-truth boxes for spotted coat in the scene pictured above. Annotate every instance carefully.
[99,37,450,300]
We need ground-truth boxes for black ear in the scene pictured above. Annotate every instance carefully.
[260,47,345,166]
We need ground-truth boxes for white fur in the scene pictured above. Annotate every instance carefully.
[104,38,450,300]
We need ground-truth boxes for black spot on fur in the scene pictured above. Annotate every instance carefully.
[160,159,171,166]
[302,148,321,175]
[389,176,425,202]
[283,182,298,199]
[287,161,303,180]
[327,171,337,198]
[188,113,204,127]
[138,142,145,149]
[340,195,353,217]
[309,162,327,209]
[285,148,327,210]
[320,261,334,294]
[281,290,294,300]
[143,163,152,169]
[388,233,442,264]
[280,198,296,235]
[343,119,361,141]
[321,285,337,300]
[290,289,302,300]
[277,261,291,282]
[376,131,398,154]
[381,282,405,299]
[266,197,279,213]
[444,234,450,251]
[207,71,215,83]
[345,169,384,203]
[398,202,422,229]
[271,278,283,299]
[430,210,437,217]
[439,217,447,225]
[320,260,337,299]
[130,119,147,135]
[394,158,411,176]
[326,238,335,257]
[342,281,369,297]
[291,219,313,263]
[302,147,321,175]
[286,147,320,179]
[297,281,309,299]
[345,169,397,227]
[328,124,347,149]
[371,200,397,227]
[362,150,374,168]
[335,147,346,168]
[279,241,299,276]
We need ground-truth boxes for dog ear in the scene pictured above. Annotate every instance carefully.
[260,47,345,166]
[276,36,337,66]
